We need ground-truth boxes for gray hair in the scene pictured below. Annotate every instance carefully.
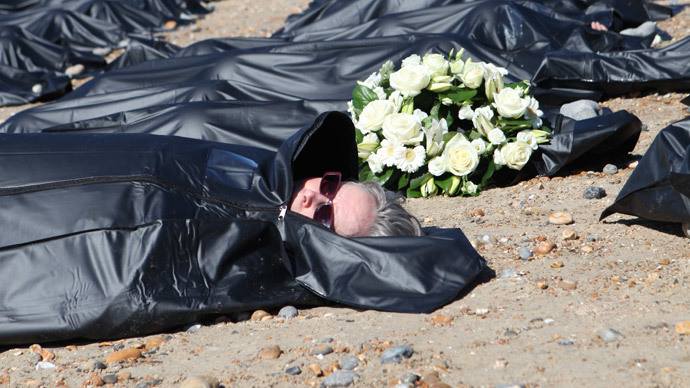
[349,180,423,237]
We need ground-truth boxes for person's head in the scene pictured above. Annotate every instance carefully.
[290,173,422,238]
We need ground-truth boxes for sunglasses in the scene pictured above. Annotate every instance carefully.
[313,171,341,230]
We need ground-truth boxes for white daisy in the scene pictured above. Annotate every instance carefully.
[376,139,403,167]
[393,145,426,173]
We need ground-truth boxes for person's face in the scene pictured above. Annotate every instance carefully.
[290,177,376,237]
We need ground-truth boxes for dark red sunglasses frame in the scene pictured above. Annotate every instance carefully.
[313,171,341,230]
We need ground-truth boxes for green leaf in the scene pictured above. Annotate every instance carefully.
[352,84,379,111]
[406,187,423,198]
[435,176,454,192]
[480,161,496,187]
[439,88,477,103]
[355,128,364,143]
[373,168,395,185]
[398,173,410,190]
[358,164,372,182]
[409,172,431,189]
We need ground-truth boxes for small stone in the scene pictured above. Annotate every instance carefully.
[494,358,508,368]
[180,376,220,388]
[495,385,526,388]
[602,164,618,175]
[118,372,131,382]
[548,211,573,225]
[421,372,441,385]
[341,355,359,370]
[581,246,594,253]
[135,379,163,388]
[259,345,281,359]
[145,336,164,350]
[164,20,177,29]
[557,279,577,290]
[278,306,298,319]
[31,83,43,94]
[524,206,542,215]
[35,361,56,370]
[536,241,555,255]
[583,186,606,199]
[641,124,649,131]
[90,374,104,387]
[322,370,359,387]
[682,222,690,238]
[285,366,301,375]
[596,328,624,342]
[307,363,323,376]
[91,360,107,370]
[321,337,334,343]
[536,279,548,289]
[561,229,578,240]
[675,321,690,334]
[400,373,420,384]
[472,209,485,217]
[518,247,532,260]
[102,375,118,384]
[504,330,519,338]
[380,345,414,364]
[550,260,564,268]
[105,348,142,363]
[311,345,333,356]
[628,161,639,169]
[251,310,271,321]
[186,323,202,333]
[65,64,85,77]
[497,269,517,279]
[557,339,574,346]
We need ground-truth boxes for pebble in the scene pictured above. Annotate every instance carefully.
[641,124,649,131]
[518,247,532,260]
[494,358,509,368]
[596,327,625,342]
[278,306,298,319]
[550,260,564,268]
[35,361,56,370]
[32,83,43,94]
[260,345,282,359]
[557,339,574,346]
[400,372,420,384]
[602,164,618,175]
[311,345,333,356]
[496,384,526,388]
[628,161,639,169]
[102,375,119,384]
[65,64,85,77]
[135,379,163,388]
[105,348,142,363]
[186,323,202,333]
[90,374,105,387]
[497,269,518,279]
[145,336,164,350]
[341,354,359,370]
[682,222,690,238]
[380,345,414,364]
[557,280,577,290]
[322,370,359,387]
[561,229,578,240]
[675,321,690,334]
[251,310,271,321]
[321,337,334,343]
[285,365,302,375]
[91,360,107,370]
[307,363,323,376]
[180,376,220,388]
[583,186,606,199]
[524,206,542,215]
[536,279,548,289]
[536,241,555,255]
[393,384,414,388]
[504,329,519,338]
[548,211,573,225]
[28,353,42,365]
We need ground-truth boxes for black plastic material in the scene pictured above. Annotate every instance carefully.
[601,117,690,223]
[0,112,487,345]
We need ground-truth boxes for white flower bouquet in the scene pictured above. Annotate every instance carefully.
[350,50,550,197]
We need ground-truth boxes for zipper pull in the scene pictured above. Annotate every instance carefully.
[278,205,287,221]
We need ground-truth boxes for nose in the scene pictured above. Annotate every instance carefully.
[303,189,330,209]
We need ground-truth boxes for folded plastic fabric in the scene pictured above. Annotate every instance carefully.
[0,112,487,345]
[601,117,690,224]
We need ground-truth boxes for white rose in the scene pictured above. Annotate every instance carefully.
[500,141,533,170]
[382,113,424,145]
[422,53,449,78]
[471,105,495,137]
[443,134,479,176]
[517,130,538,150]
[388,90,403,112]
[389,65,430,97]
[493,148,506,166]
[356,99,396,133]
[401,54,421,67]
[367,152,384,174]
[427,156,447,176]
[461,59,485,89]
[458,105,475,120]
[449,59,464,76]
[493,88,529,118]
[470,138,486,155]
[487,127,506,145]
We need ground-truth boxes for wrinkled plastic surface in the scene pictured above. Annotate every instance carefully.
[0,0,209,105]
[601,117,690,223]
[0,112,487,345]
